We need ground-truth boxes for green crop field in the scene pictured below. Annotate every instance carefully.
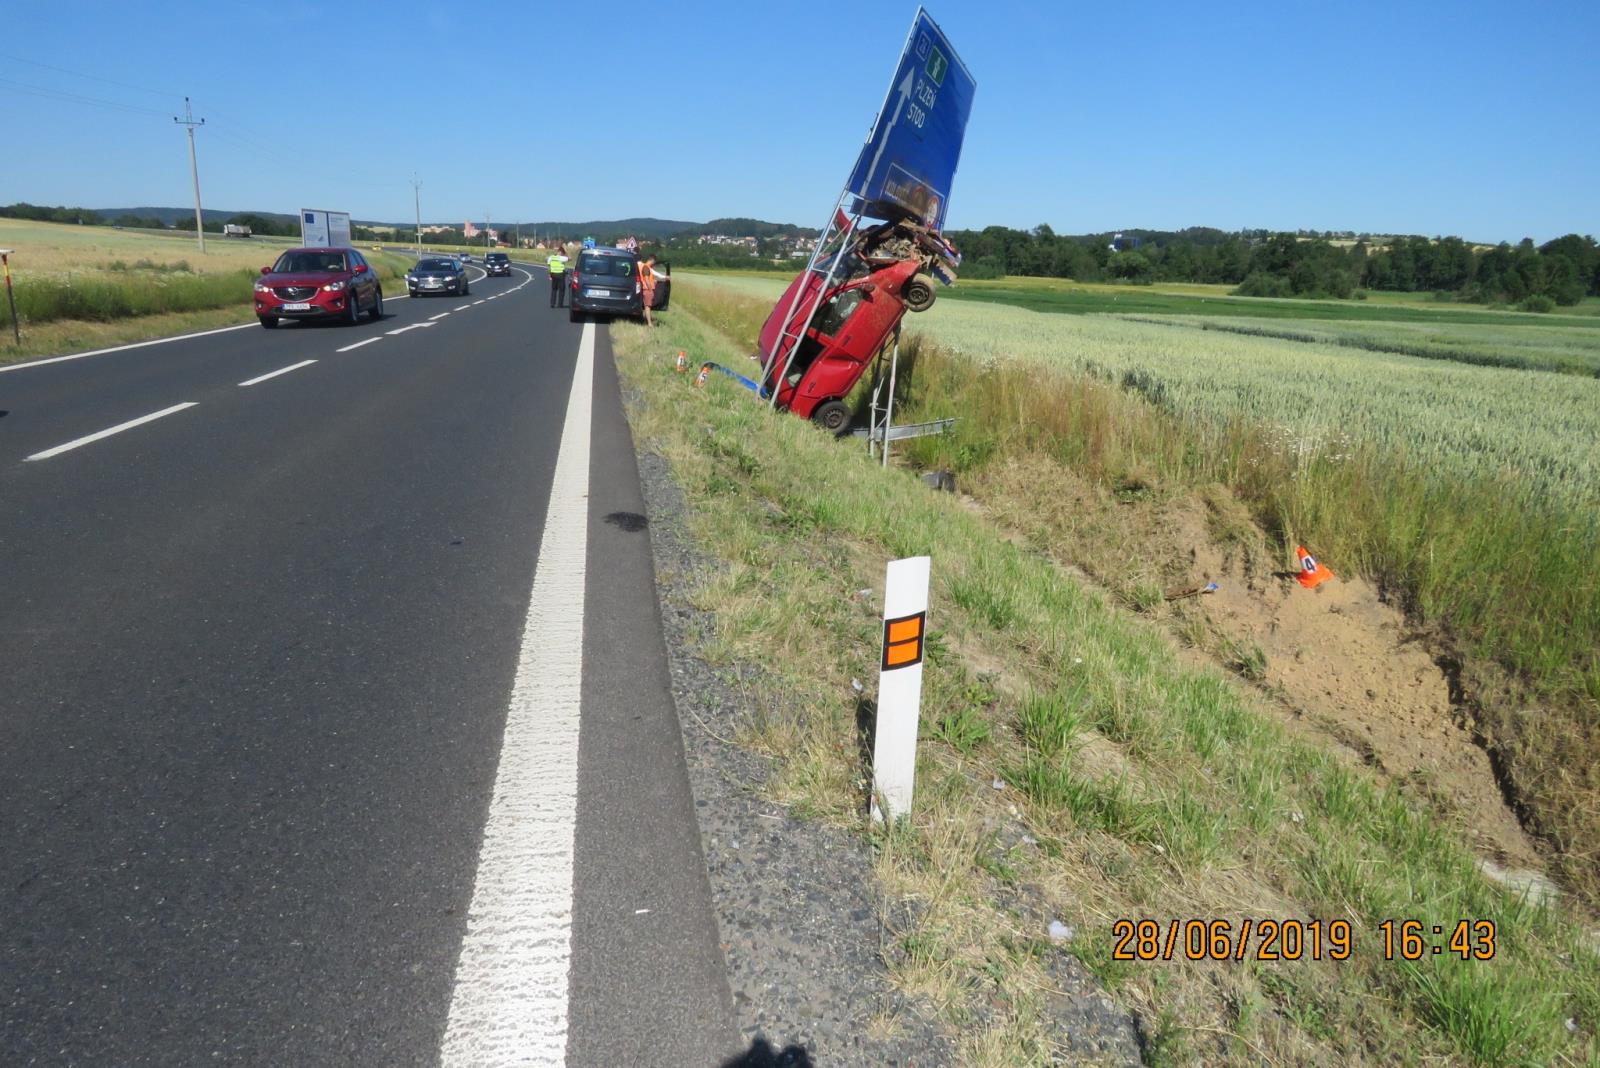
[1130,314,1600,376]
[916,299,1600,506]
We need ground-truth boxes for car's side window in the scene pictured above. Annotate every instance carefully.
[815,289,864,336]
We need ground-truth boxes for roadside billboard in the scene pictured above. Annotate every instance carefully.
[301,209,352,248]
[843,7,976,230]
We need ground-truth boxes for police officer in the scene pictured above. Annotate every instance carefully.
[547,247,570,308]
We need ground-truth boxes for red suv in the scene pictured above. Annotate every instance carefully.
[758,220,958,433]
[254,247,384,329]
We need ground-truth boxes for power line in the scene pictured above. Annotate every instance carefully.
[0,76,169,118]
[0,51,178,100]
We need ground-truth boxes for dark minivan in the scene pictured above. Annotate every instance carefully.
[567,248,671,322]
[568,248,640,322]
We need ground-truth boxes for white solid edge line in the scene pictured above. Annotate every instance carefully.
[25,402,198,461]
[238,359,317,387]
[0,323,257,374]
[440,320,594,1065]
[336,337,383,353]
[429,312,451,321]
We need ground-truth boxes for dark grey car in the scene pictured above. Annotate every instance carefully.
[406,257,469,297]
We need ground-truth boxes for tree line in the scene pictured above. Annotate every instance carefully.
[944,225,1599,308]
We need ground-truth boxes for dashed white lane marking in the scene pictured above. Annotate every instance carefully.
[25,402,198,461]
[238,359,316,387]
[336,337,383,353]
[455,304,472,311]
[386,322,437,335]
[473,300,487,306]
[440,321,594,1066]
[430,312,452,321]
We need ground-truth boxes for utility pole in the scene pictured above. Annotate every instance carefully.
[411,175,423,254]
[485,211,491,251]
[174,97,206,254]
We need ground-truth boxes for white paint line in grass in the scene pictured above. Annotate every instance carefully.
[0,323,256,375]
[336,337,383,353]
[440,321,594,1065]
[25,402,198,461]
[429,312,451,321]
[238,359,317,387]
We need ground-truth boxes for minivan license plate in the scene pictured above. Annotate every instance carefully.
[584,288,612,298]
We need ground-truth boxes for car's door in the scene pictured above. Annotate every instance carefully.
[651,260,671,310]
[349,252,372,305]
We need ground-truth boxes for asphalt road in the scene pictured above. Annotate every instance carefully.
[0,265,739,1065]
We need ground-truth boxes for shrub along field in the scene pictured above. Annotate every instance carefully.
[678,271,1600,905]
[610,281,1600,1065]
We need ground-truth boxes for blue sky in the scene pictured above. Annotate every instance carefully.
[5,1,1596,243]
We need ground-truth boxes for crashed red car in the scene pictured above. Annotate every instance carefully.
[757,219,958,434]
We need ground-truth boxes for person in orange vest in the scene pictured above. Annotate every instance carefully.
[638,255,667,327]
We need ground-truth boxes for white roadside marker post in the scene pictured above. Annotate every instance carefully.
[871,555,931,824]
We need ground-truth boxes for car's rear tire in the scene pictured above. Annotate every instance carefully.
[569,307,582,323]
[904,273,936,313]
[368,286,384,321]
[258,316,278,330]
[811,399,852,437]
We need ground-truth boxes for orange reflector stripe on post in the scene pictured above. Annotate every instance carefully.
[885,640,920,667]
[887,616,922,645]
[882,611,926,670]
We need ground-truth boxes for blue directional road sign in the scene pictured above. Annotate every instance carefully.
[844,7,977,230]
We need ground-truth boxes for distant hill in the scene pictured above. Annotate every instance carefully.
[95,207,301,227]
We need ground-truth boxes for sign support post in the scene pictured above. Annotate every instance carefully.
[871,555,931,823]
[0,250,18,345]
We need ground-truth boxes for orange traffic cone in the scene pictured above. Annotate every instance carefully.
[694,363,711,388]
[675,350,687,372]
[1295,545,1334,589]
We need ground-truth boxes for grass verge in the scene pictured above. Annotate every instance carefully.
[609,291,1600,1065]
[670,276,1600,906]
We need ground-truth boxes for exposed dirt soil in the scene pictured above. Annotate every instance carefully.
[968,453,1546,873]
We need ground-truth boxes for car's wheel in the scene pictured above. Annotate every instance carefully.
[258,316,278,330]
[903,273,936,313]
[462,280,470,295]
[810,399,852,437]
[569,307,582,323]
[346,291,361,325]
[368,286,384,321]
